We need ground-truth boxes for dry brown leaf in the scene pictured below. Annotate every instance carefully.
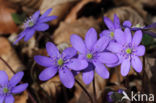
[52,17,100,45]
[65,0,101,23]
[0,0,18,35]
[0,37,25,78]
[114,0,147,20]
[40,0,79,25]
[69,73,106,103]
[40,75,62,96]
[104,6,144,26]
[14,91,28,103]
[141,0,156,8]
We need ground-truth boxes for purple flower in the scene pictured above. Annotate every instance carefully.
[34,42,88,88]
[100,14,121,40]
[107,28,145,76]
[107,91,114,102]
[107,89,124,102]
[14,8,57,44]
[123,20,156,38]
[0,71,28,103]
[70,28,118,84]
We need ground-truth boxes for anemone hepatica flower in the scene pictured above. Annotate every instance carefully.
[100,14,121,40]
[0,71,28,103]
[107,89,124,102]
[70,28,118,84]
[123,20,156,38]
[107,28,145,76]
[34,42,87,88]
[14,8,57,44]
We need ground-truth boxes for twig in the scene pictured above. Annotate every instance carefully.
[0,56,37,103]
[75,79,94,103]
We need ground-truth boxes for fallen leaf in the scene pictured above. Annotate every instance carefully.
[104,6,144,27]
[0,0,18,34]
[0,37,25,78]
[65,0,101,23]
[40,0,78,25]
[15,91,28,103]
[52,17,100,45]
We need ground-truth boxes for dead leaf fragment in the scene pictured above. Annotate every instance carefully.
[40,0,78,25]
[52,17,100,45]
[14,91,28,103]
[0,37,25,78]
[104,6,144,27]
[0,0,18,34]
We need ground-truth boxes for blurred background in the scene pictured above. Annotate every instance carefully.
[0,0,156,103]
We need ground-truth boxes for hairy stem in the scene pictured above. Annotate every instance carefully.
[0,56,37,103]
[93,77,97,103]
[75,79,94,103]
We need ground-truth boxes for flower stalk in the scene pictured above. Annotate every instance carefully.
[75,79,94,103]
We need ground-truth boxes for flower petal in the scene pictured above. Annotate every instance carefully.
[5,95,14,103]
[39,66,58,81]
[35,23,49,31]
[131,56,142,73]
[134,45,145,56]
[107,42,122,53]
[46,42,59,58]
[93,36,109,52]
[70,34,86,54]
[14,31,25,44]
[114,14,120,29]
[40,8,52,19]
[12,83,28,94]
[97,52,118,64]
[99,30,111,38]
[132,30,143,46]
[9,72,24,87]
[39,16,57,23]
[67,59,88,71]
[0,71,8,85]
[32,10,40,21]
[144,22,156,29]
[114,29,125,45]
[34,55,53,67]
[62,47,77,59]
[104,17,114,30]
[106,54,123,67]
[24,29,35,42]
[121,59,130,76]
[0,96,4,103]
[85,28,97,50]
[94,62,109,79]
[82,63,94,85]
[59,68,75,88]
[124,28,132,44]
[123,20,132,28]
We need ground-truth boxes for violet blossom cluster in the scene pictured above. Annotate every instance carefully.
[33,14,148,88]
[1,8,155,103]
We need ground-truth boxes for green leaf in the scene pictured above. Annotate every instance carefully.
[142,34,155,46]
[11,13,25,24]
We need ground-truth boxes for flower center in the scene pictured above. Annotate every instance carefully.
[28,21,34,27]
[3,88,9,93]
[57,59,64,66]
[86,53,93,59]
[126,48,132,54]
[135,24,141,28]
[110,32,114,38]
